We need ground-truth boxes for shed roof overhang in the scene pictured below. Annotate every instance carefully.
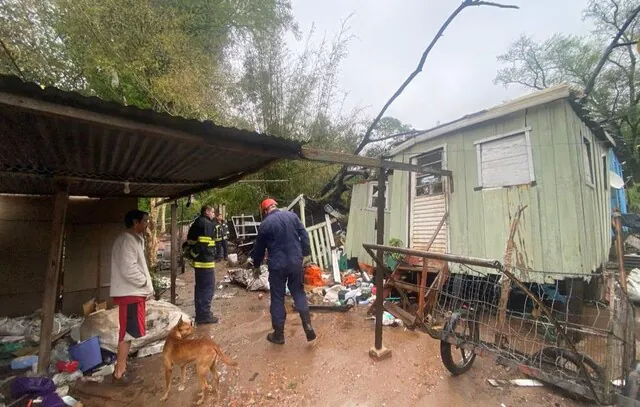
[0,75,306,198]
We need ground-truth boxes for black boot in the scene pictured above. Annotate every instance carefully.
[267,325,285,345]
[300,311,316,342]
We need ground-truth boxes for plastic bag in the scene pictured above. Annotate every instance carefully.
[79,300,189,354]
[628,268,640,302]
[10,376,56,397]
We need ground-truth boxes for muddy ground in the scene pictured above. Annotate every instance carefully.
[73,263,586,407]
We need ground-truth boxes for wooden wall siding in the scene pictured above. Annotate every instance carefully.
[388,99,611,282]
[0,195,137,317]
[345,181,391,263]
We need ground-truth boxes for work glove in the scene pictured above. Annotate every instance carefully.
[303,256,312,266]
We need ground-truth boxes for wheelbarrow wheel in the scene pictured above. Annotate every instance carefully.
[440,310,480,376]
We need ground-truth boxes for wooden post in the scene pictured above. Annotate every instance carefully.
[95,230,102,301]
[417,259,429,318]
[38,183,69,374]
[370,165,391,361]
[613,209,627,293]
[495,205,527,348]
[170,202,178,304]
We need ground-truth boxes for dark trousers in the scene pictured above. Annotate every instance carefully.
[194,268,215,321]
[268,265,309,328]
[215,240,228,260]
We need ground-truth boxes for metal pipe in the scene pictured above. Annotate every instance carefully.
[362,243,502,270]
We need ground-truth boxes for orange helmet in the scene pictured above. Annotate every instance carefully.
[260,198,278,212]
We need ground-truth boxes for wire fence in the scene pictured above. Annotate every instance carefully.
[427,264,634,404]
[366,244,636,405]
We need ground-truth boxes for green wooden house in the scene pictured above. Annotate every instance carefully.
[345,85,616,283]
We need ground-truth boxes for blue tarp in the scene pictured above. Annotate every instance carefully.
[610,151,628,236]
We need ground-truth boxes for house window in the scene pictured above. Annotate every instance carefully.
[583,137,594,186]
[368,182,389,209]
[414,148,444,197]
[602,154,608,190]
[475,131,534,189]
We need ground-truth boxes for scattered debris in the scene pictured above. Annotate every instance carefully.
[488,379,544,388]
[79,300,189,354]
[227,265,270,291]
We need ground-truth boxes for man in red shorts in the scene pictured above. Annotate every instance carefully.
[110,209,154,385]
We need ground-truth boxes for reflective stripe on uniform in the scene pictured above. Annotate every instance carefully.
[197,236,212,243]
[193,261,215,268]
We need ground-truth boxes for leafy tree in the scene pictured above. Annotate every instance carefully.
[495,0,640,184]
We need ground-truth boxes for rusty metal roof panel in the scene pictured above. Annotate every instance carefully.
[0,75,303,198]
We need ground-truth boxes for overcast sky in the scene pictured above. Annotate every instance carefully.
[287,0,593,130]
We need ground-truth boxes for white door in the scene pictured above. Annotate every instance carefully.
[410,148,447,252]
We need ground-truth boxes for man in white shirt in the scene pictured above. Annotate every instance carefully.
[110,209,154,385]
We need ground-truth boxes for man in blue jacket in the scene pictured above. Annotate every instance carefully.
[251,198,316,344]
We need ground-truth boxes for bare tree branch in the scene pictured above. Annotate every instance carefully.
[369,129,423,143]
[0,38,27,81]
[613,40,639,48]
[353,0,518,155]
[584,4,640,96]
[318,0,518,201]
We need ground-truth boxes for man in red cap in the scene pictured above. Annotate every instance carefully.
[250,198,316,344]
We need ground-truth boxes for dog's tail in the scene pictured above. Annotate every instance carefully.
[215,344,238,367]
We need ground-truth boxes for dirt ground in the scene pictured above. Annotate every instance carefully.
[73,263,587,407]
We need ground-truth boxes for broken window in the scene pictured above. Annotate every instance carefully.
[583,137,594,186]
[414,148,444,197]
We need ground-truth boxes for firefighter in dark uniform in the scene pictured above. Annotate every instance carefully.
[184,205,220,324]
[250,198,316,344]
[215,212,229,261]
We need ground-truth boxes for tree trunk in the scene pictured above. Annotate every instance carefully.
[159,204,166,234]
[144,198,159,272]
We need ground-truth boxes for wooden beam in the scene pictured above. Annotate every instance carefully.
[170,202,178,304]
[300,148,451,176]
[38,183,69,373]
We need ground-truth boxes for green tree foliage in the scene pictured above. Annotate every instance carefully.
[0,0,414,219]
[494,0,640,184]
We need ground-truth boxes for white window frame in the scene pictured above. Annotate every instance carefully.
[474,127,535,190]
[367,181,390,211]
[583,136,595,189]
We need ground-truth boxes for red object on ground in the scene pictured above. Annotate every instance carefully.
[304,264,325,287]
[56,360,80,373]
[342,274,357,286]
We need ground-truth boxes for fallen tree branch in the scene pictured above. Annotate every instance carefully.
[319,0,518,202]
[584,4,640,97]
[369,129,423,143]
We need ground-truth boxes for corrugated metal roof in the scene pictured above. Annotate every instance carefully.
[0,75,304,198]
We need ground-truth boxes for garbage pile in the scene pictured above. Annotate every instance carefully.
[0,300,189,407]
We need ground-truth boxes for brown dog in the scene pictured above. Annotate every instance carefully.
[160,317,238,404]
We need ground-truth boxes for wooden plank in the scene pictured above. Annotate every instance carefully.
[170,202,178,304]
[417,259,429,318]
[495,205,526,347]
[390,280,420,293]
[37,183,69,373]
[384,301,416,327]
